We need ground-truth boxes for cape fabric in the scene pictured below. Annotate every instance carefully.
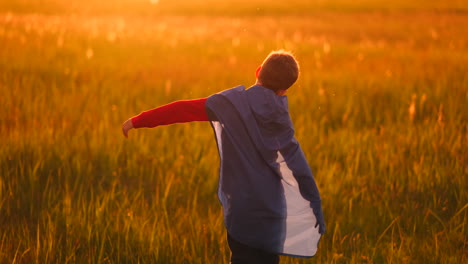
[205,85,324,257]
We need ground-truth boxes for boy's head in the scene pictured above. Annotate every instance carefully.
[256,50,300,94]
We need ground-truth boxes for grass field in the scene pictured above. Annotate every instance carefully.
[0,0,467,263]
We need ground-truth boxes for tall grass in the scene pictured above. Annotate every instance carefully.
[0,1,467,263]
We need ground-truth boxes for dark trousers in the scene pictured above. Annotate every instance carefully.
[227,234,280,264]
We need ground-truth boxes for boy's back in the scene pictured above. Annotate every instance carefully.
[206,84,323,256]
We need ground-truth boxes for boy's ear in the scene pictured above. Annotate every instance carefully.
[255,66,262,78]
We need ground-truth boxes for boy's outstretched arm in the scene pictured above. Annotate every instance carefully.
[122,98,208,138]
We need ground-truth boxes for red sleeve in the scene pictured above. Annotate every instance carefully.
[131,98,208,128]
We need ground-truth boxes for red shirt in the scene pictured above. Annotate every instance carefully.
[131,98,208,128]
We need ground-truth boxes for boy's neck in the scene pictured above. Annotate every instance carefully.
[256,82,287,96]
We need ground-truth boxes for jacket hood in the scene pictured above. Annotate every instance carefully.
[246,85,289,123]
[245,85,294,149]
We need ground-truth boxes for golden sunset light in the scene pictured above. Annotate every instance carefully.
[1,0,467,263]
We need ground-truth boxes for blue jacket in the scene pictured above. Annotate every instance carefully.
[206,85,325,257]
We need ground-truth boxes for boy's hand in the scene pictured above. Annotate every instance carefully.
[313,204,326,234]
[315,210,326,234]
[122,119,134,138]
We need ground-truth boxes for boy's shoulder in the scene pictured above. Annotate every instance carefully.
[217,85,246,96]
[207,85,246,106]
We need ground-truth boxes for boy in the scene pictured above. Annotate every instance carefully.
[122,50,325,264]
